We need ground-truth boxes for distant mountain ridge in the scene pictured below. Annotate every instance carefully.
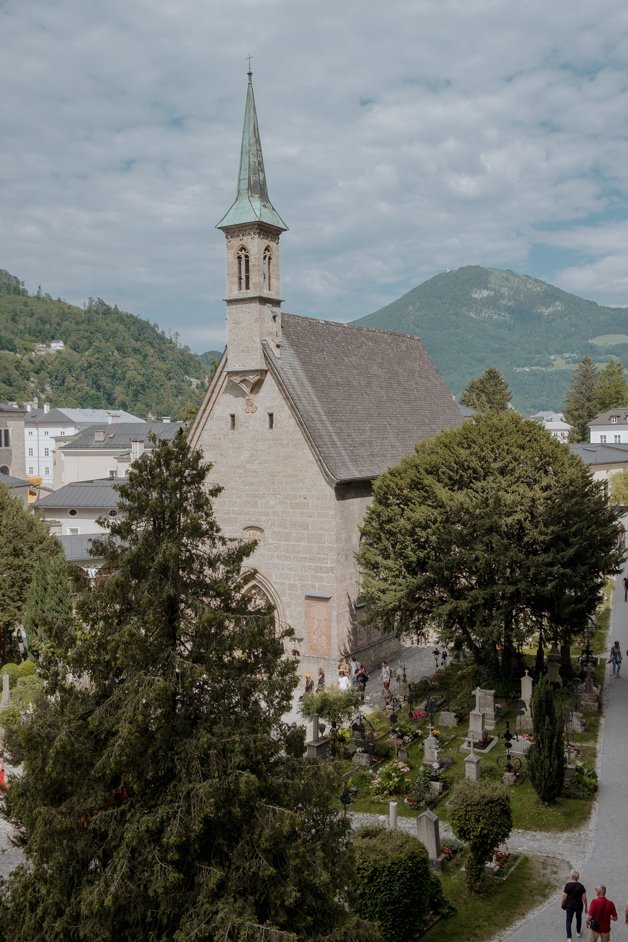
[353,266,628,412]
[0,269,209,418]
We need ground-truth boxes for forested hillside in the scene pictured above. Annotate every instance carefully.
[0,270,209,418]
[354,266,628,412]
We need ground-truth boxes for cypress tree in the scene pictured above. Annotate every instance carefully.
[0,431,378,941]
[528,675,565,803]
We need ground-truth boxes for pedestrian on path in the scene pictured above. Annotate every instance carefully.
[562,869,588,941]
[608,641,622,677]
[381,660,391,702]
[623,575,628,601]
[586,885,617,942]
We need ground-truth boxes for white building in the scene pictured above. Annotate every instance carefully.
[34,479,121,536]
[24,406,143,489]
[588,410,628,445]
[531,411,572,442]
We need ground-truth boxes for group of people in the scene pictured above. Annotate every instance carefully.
[336,655,370,698]
[562,872,627,942]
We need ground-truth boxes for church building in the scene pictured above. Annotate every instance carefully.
[189,72,462,672]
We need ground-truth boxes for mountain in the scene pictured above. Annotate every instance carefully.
[0,270,209,418]
[353,266,628,413]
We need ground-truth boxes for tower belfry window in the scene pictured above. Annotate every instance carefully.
[237,247,250,290]
[263,246,272,290]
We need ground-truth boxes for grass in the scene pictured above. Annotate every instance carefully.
[589,334,628,347]
[425,853,563,942]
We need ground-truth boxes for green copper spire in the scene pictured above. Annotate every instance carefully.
[217,70,288,231]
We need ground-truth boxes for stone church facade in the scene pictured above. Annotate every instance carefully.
[190,72,462,673]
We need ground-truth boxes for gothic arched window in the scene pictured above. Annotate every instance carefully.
[237,246,250,291]
[263,246,272,291]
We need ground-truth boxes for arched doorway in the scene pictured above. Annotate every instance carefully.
[244,571,297,657]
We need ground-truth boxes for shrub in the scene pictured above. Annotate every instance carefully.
[370,759,411,798]
[448,779,512,891]
[352,826,441,941]
[563,763,598,799]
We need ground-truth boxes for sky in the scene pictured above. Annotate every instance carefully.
[2,0,628,353]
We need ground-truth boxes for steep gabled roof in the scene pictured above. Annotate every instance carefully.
[263,314,462,483]
[589,410,628,427]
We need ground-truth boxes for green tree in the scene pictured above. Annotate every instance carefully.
[357,412,622,678]
[448,780,512,891]
[0,432,377,941]
[0,487,60,663]
[528,676,565,804]
[594,361,628,413]
[459,367,511,412]
[22,552,75,661]
[351,826,438,941]
[564,356,598,442]
[610,469,628,505]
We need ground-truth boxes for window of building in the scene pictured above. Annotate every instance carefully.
[28,466,33,475]
[1,429,9,447]
[229,414,236,430]
[28,448,33,457]
[268,412,274,430]
[611,416,618,424]
[68,508,78,517]
[600,435,607,443]
[44,467,50,475]
[237,247,250,290]
[614,435,621,443]
[28,430,33,437]
[44,447,49,457]
[263,246,272,290]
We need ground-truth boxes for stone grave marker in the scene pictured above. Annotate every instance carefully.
[464,751,481,781]
[438,710,457,727]
[416,810,444,869]
[423,733,439,766]
[477,688,496,729]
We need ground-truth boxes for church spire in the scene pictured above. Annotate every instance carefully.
[217,70,287,231]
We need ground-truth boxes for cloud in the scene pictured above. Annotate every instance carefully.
[1,0,628,350]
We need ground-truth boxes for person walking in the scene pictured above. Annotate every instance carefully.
[303,673,315,695]
[317,666,325,690]
[562,869,588,941]
[623,574,628,601]
[338,671,351,692]
[587,885,617,942]
[608,641,622,678]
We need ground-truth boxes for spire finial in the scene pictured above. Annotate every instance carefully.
[247,55,252,81]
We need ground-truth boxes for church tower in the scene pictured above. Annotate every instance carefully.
[216,70,288,374]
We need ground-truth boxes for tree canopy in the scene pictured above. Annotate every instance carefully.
[0,432,376,941]
[594,360,628,413]
[564,356,598,442]
[0,486,61,662]
[357,412,622,676]
[459,367,511,412]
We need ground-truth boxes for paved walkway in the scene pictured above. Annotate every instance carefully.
[495,571,627,942]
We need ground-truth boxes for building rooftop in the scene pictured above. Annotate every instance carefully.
[263,314,462,483]
[570,442,628,466]
[59,421,182,451]
[34,479,122,510]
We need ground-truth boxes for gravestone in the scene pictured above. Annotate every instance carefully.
[1,673,9,707]
[502,771,517,787]
[510,737,532,756]
[572,712,586,734]
[352,751,370,767]
[546,643,563,686]
[477,688,496,730]
[464,751,481,781]
[519,670,533,730]
[438,710,457,727]
[424,734,439,766]
[467,709,485,746]
[416,810,444,870]
[306,714,330,759]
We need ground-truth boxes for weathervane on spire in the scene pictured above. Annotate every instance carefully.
[247,54,253,79]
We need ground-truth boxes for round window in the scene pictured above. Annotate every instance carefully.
[68,509,77,517]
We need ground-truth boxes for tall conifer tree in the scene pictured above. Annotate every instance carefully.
[564,356,598,442]
[0,432,376,941]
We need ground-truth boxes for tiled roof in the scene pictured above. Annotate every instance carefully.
[34,479,121,510]
[570,443,628,466]
[264,314,462,483]
[0,471,30,489]
[60,422,182,451]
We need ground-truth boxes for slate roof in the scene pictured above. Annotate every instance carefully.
[589,410,628,427]
[34,479,122,510]
[60,422,182,451]
[25,408,143,426]
[0,471,30,489]
[570,443,628,466]
[263,314,463,483]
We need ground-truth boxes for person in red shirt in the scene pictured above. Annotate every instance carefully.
[587,885,617,942]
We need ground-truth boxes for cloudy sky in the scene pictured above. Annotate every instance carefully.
[2,0,628,352]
